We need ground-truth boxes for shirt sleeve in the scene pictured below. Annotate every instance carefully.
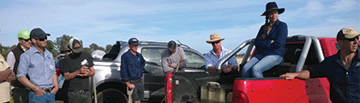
[270,22,288,49]
[6,52,15,70]
[254,25,272,50]
[16,54,29,78]
[161,51,174,73]
[120,54,130,81]
[308,60,327,78]
[204,52,213,70]
[177,48,186,69]
[59,57,70,74]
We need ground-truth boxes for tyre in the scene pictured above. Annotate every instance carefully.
[97,88,127,103]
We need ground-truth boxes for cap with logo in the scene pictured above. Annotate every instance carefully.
[18,30,30,39]
[128,38,139,46]
[30,28,50,39]
[68,38,84,53]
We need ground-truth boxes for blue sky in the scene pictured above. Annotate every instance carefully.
[1,0,359,53]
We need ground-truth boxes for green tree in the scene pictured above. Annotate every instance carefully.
[54,34,73,53]
[89,43,105,52]
[46,40,58,58]
[105,44,112,52]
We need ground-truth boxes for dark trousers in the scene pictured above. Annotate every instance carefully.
[12,87,29,103]
[67,90,91,103]
[130,80,144,101]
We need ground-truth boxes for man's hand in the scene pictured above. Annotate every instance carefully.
[50,86,59,94]
[33,87,46,96]
[207,67,217,72]
[126,82,135,90]
[167,63,173,68]
[221,65,232,73]
[280,73,299,80]
[179,58,184,62]
[78,66,90,77]
[6,69,15,82]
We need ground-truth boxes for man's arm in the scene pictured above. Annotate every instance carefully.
[6,68,15,82]
[51,74,59,94]
[177,48,186,69]
[161,52,174,73]
[63,66,86,80]
[18,76,46,95]
[0,69,12,82]
[280,70,310,80]
[204,53,216,71]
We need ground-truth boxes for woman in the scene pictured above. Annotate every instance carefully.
[242,2,288,78]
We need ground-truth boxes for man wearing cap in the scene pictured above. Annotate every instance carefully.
[204,33,238,73]
[280,28,360,103]
[60,37,95,103]
[0,54,15,103]
[6,30,31,103]
[161,40,186,73]
[17,28,58,103]
[120,38,145,103]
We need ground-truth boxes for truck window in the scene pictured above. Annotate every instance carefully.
[184,51,204,69]
[141,48,165,66]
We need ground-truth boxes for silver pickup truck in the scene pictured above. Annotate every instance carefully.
[93,41,205,103]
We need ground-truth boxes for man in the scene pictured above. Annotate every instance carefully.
[161,40,186,73]
[120,38,145,103]
[60,37,95,103]
[280,28,360,103]
[204,33,238,73]
[6,30,31,103]
[17,28,58,103]
[0,54,15,103]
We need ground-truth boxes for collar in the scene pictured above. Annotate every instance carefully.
[335,48,360,68]
[273,19,281,27]
[29,46,50,57]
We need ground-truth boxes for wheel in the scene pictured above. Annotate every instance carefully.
[97,88,127,103]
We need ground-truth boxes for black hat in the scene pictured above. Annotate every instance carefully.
[128,38,139,46]
[30,28,50,39]
[68,38,83,53]
[261,2,285,16]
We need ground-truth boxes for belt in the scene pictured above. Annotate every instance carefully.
[31,87,53,93]
[69,89,88,93]
[131,78,143,83]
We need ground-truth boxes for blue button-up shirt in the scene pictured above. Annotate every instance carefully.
[17,46,56,89]
[309,48,360,103]
[253,19,288,59]
[204,47,238,70]
[120,49,145,81]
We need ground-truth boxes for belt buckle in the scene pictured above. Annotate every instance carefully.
[79,89,85,93]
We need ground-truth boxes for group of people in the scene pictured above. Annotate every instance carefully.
[0,1,358,103]
[0,28,95,103]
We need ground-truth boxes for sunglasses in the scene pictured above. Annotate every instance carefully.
[211,41,220,45]
[36,37,47,41]
[21,38,30,42]
[345,37,359,41]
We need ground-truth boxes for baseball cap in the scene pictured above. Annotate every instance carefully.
[18,30,30,39]
[30,28,50,39]
[68,38,83,53]
[128,38,139,46]
[336,28,360,41]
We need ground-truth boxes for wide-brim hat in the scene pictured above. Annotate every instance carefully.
[261,2,285,16]
[206,33,224,43]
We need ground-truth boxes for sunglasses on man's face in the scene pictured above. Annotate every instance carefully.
[21,39,30,42]
[211,41,220,45]
[345,37,359,41]
[36,37,47,41]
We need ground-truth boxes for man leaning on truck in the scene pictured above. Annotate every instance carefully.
[120,38,146,103]
[280,28,360,103]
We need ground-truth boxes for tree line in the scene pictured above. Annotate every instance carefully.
[0,34,112,60]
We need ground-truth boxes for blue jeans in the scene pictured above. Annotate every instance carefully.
[242,55,283,78]
[29,91,55,103]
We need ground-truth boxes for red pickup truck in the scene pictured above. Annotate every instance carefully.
[165,35,344,103]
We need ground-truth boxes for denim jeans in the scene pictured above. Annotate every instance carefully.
[242,55,283,78]
[29,91,55,103]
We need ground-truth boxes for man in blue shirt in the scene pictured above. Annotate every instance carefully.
[281,28,360,103]
[17,28,58,103]
[120,38,145,103]
[204,33,238,73]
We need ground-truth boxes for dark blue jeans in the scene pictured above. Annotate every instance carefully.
[29,91,55,103]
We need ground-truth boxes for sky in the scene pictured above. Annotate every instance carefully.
[1,0,359,54]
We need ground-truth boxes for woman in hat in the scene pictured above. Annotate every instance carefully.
[242,1,288,78]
